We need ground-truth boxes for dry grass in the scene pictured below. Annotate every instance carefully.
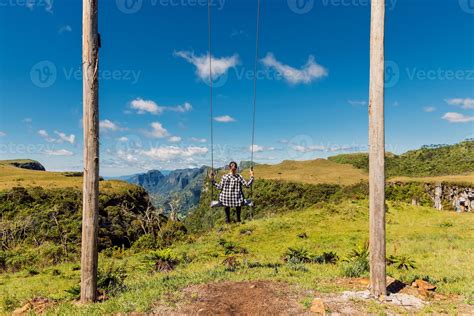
[248,159,474,186]
[0,163,135,193]
[248,159,367,185]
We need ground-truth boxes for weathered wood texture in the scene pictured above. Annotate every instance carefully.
[81,0,100,304]
[368,0,387,297]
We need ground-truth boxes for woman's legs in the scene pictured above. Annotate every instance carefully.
[236,206,242,222]
[224,206,241,223]
[224,207,231,223]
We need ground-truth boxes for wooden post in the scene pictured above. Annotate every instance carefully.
[81,0,100,304]
[368,0,386,297]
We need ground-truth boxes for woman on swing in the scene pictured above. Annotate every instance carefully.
[211,161,254,223]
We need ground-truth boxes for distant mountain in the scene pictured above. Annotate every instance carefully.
[120,167,207,217]
[124,170,166,193]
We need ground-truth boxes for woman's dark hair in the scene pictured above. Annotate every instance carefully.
[229,161,238,169]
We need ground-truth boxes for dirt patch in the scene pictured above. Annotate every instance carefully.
[154,280,310,315]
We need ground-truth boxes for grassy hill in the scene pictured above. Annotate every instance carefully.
[0,160,173,275]
[0,160,135,193]
[249,159,367,185]
[329,140,474,179]
[1,201,473,314]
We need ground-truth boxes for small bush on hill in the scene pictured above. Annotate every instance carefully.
[387,255,417,270]
[283,247,312,264]
[145,248,181,272]
[218,239,247,255]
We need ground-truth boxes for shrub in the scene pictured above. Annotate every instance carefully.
[342,258,369,278]
[97,262,127,296]
[145,248,181,272]
[218,239,247,255]
[313,251,339,264]
[222,256,240,271]
[387,255,417,270]
[283,247,311,264]
[342,243,370,277]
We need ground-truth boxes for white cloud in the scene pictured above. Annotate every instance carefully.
[100,119,121,132]
[190,137,207,143]
[147,122,169,138]
[58,25,72,34]
[169,102,192,113]
[141,146,208,160]
[293,145,326,153]
[130,98,192,115]
[22,118,32,123]
[117,137,129,142]
[261,53,327,85]
[38,129,75,144]
[131,98,162,114]
[168,136,182,143]
[38,130,55,142]
[0,132,6,137]
[348,100,367,106]
[117,150,138,162]
[442,112,474,123]
[423,106,436,113]
[44,149,74,156]
[445,98,474,110]
[174,51,238,81]
[54,131,75,144]
[214,115,236,123]
[249,144,275,153]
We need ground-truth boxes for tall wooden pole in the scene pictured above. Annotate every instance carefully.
[368,0,386,297]
[81,0,100,304]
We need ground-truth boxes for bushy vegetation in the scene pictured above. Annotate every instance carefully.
[329,140,474,177]
[0,185,167,271]
[185,179,369,232]
[1,201,473,314]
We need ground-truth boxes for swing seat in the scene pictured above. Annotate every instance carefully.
[210,199,254,208]
[210,200,223,208]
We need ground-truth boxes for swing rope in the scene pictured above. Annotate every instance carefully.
[208,0,261,214]
[208,0,215,206]
[249,0,261,215]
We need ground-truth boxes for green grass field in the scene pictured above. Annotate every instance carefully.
[2,201,473,315]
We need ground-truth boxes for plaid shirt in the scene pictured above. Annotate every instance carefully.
[212,173,254,207]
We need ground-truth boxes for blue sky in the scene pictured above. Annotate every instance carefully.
[0,0,473,176]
